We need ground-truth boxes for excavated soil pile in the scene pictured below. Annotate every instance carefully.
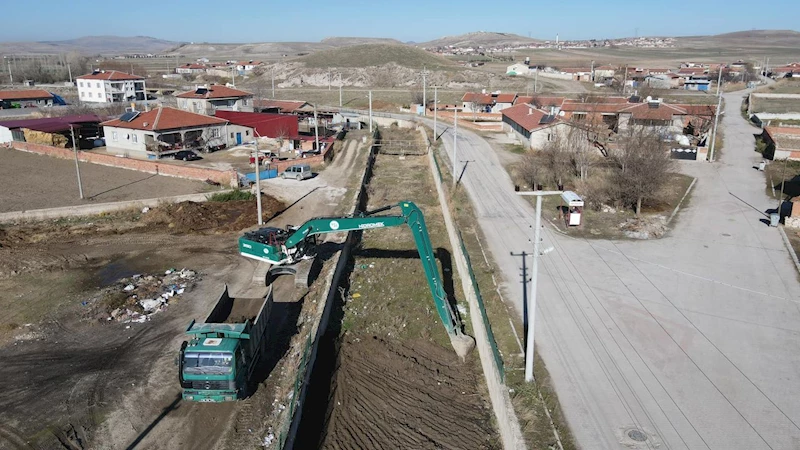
[320,336,497,450]
[142,196,285,233]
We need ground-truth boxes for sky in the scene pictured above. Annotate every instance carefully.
[1,0,798,43]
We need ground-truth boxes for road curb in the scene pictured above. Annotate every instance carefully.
[778,226,800,275]
[667,177,697,225]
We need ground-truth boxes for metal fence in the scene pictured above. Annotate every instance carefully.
[431,148,505,381]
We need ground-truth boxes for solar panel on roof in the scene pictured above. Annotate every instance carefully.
[119,111,140,122]
[539,114,556,125]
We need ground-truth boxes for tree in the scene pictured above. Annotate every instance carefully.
[566,126,597,181]
[611,127,675,215]
[541,132,572,189]
[518,152,544,190]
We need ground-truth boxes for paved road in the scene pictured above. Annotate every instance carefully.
[426,89,800,450]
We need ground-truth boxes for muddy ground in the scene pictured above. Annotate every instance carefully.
[0,134,368,450]
[0,148,214,213]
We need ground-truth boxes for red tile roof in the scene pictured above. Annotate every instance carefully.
[502,104,562,132]
[254,100,309,113]
[179,63,207,70]
[618,102,687,120]
[461,92,493,104]
[561,102,627,114]
[495,93,517,103]
[529,96,566,108]
[514,96,534,105]
[764,126,800,150]
[77,70,144,81]
[176,85,253,99]
[101,107,228,132]
[0,89,54,100]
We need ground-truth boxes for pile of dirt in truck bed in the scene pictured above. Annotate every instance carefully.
[142,196,285,233]
[318,335,498,450]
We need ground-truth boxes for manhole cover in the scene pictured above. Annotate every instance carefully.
[627,429,648,442]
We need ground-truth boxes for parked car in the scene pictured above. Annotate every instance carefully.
[280,164,313,180]
[173,150,201,161]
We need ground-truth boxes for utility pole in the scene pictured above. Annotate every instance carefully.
[590,60,595,82]
[253,131,263,225]
[709,69,724,162]
[313,104,320,153]
[777,157,789,217]
[453,107,458,186]
[516,190,562,382]
[622,65,628,96]
[271,66,275,98]
[510,250,531,345]
[69,125,84,199]
[368,90,373,133]
[231,66,236,88]
[7,59,12,84]
[338,73,343,107]
[67,62,73,84]
[433,86,438,141]
[422,65,428,116]
[534,70,539,94]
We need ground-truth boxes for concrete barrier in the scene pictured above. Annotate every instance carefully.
[427,150,526,449]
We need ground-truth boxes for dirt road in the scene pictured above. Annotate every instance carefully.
[0,147,211,213]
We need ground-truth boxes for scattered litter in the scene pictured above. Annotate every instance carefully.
[141,207,150,213]
[82,268,198,324]
[456,304,468,317]
[352,293,361,299]
[619,216,667,239]
[262,431,275,447]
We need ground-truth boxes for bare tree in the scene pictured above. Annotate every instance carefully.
[566,126,597,181]
[541,133,572,189]
[518,152,544,189]
[611,126,674,215]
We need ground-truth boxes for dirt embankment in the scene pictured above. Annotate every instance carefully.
[320,336,497,450]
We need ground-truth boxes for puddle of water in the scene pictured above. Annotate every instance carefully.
[92,255,166,287]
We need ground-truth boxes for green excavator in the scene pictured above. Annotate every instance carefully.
[238,201,474,353]
[179,201,473,402]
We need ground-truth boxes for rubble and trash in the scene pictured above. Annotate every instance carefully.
[84,268,198,324]
[619,216,667,239]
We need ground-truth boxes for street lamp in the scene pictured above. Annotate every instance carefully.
[516,189,562,382]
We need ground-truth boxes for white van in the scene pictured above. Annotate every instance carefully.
[281,164,313,180]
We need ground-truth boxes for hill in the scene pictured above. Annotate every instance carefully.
[676,29,800,48]
[320,37,404,46]
[297,43,456,69]
[419,31,542,48]
[0,36,180,55]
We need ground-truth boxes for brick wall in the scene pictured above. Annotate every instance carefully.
[12,141,239,187]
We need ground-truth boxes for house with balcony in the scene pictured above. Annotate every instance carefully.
[0,89,54,108]
[101,107,238,158]
[176,85,254,115]
[76,70,145,103]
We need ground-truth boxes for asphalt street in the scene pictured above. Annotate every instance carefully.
[426,88,800,450]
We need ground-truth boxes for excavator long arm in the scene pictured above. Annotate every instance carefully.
[239,201,460,336]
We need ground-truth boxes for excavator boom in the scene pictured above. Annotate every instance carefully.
[238,201,462,336]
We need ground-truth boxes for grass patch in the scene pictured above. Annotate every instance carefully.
[506,143,527,155]
[756,78,800,95]
[207,189,254,202]
[764,159,800,200]
[750,97,800,114]
[431,144,576,449]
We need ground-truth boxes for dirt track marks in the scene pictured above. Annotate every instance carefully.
[321,337,497,450]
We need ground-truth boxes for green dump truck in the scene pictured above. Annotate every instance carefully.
[179,285,272,402]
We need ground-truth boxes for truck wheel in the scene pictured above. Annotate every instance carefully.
[295,174,302,181]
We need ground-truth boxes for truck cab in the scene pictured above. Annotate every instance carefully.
[180,325,247,402]
[179,286,272,402]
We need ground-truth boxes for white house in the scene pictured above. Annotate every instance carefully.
[235,60,264,73]
[101,106,238,158]
[76,70,145,103]
[176,85,254,116]
[501,103,572,150]
[175,63,208,75]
